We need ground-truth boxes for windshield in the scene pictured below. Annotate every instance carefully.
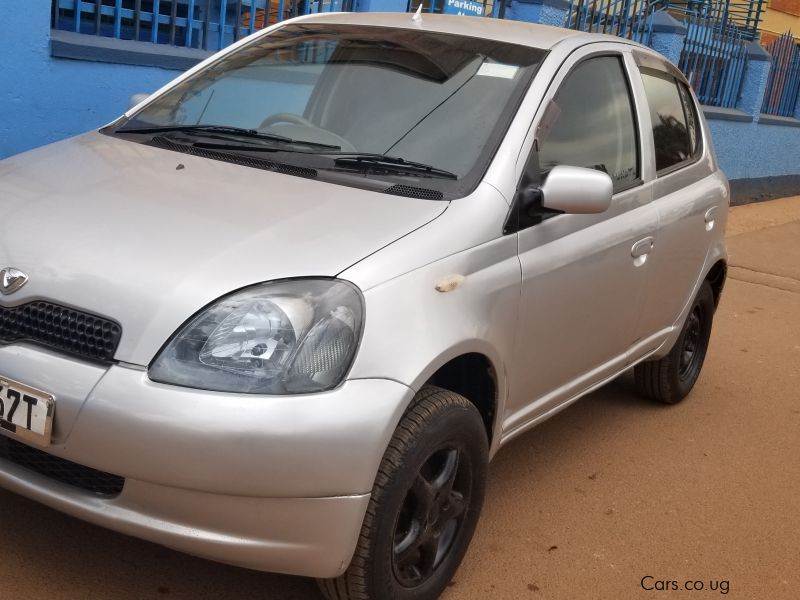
[112,24,545,198]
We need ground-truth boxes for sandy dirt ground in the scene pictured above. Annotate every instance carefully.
[1,198,799,600]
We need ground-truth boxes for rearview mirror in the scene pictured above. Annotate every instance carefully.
[540,165,613,214]
[128,93,150,110]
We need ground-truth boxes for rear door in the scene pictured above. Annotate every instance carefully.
[629,52,723,357]
[503,46,659,434]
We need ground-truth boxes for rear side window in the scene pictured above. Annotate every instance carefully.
[677,83,701,157]
[538,56,639,193]
[639,70,702,173]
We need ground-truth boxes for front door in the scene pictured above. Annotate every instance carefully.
[504,50,658,435]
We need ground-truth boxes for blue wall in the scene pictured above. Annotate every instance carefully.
[356,0,408,10]
[0,1,179,159]
[708,119,800,180]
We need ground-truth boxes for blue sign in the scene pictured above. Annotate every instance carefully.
[443,0,486,17]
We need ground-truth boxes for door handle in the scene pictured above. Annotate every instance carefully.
[631,236,654,259]
[704,206,718,231]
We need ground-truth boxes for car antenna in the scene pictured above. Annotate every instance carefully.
[412,4,423,22]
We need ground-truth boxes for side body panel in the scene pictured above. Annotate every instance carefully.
[343,184,521,455]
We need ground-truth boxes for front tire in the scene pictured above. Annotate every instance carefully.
[635,280,715,404]
[318,386,488,600]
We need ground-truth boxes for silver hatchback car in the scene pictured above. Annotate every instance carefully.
[0,11,727,600]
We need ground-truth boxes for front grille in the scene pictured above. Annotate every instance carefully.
[0,301,121,363]
[0,436,125,497]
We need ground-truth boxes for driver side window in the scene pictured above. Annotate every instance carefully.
[539,55,640,193]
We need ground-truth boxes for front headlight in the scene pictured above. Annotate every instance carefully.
[149,279,364,394]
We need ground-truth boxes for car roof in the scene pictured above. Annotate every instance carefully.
[288,11,592,50]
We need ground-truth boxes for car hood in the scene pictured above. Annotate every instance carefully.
[0,133,447,365]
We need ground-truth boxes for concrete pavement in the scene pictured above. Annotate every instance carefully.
[1,198,799,600]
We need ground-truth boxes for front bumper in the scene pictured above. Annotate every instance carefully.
[0,345,415,577]
[0,459,371,577]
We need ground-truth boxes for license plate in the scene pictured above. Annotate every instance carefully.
[0,376,55,447]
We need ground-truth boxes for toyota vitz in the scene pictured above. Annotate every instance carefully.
[0,12,727,600]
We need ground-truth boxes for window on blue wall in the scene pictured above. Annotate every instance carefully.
[50,0,291,51]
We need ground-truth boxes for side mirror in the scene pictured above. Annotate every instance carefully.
[540,165,613,214]
[128,93,150,110]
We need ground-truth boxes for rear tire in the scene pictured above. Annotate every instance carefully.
[317,385,488,600]
[634,280,715,404]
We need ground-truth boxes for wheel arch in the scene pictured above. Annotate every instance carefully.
[411,344,507,456]
[705,258,727,309]
[425,353,499,447]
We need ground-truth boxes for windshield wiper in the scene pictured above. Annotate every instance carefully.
[330,154,458,180]
[115,124,340,150]
[116,124,291,141]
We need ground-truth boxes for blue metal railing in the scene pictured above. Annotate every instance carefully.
[762,32,800,117]
[564,0,759,107]
[565,0,667,45]
[51,0,351,51]
[674,0,749,108]
[666,0,764,41]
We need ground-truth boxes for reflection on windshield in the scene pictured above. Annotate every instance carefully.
[116,24,544,190]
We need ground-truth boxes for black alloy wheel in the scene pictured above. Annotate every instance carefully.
[678,305,704,382]
[635,280,716,404]
[392,445,472,587]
